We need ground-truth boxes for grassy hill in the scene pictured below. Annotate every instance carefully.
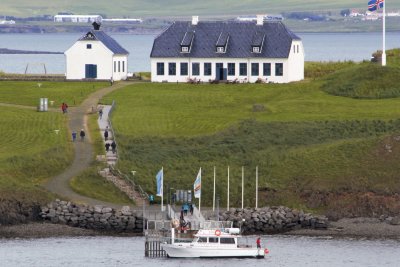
[2,0,400,17]
[100,54,400,217]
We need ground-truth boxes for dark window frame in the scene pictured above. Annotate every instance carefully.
[204,62,212,76]
[275,63,283,76]
[156,62,165,76]
[180,62,188,76]
[263,63,271,76]
[86,44,92,49]
[168,62,176,76]
[251,63,259,76]
[239,63,247,76]
[192,63,200,76]
[227,63,235,76]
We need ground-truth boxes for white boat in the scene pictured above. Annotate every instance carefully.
[162,228,268,258]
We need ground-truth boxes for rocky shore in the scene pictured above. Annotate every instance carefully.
[40,200,143,232]
[218,207,328,234]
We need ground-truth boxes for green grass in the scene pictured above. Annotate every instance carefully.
[0,106,73,196]
[0,81,107,107]
[70,166,134,205]
[3,0,400,17]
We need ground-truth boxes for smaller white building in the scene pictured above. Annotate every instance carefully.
[54,15,103,23]
[65,23,129,80]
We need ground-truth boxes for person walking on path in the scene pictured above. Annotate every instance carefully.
[99,108,103,120]
[72,131,77,142]
[105,142,110,152]
[104,130,109,141]
[111,141,116,154]
[256,237,261,249]
[189,204,194,215]
[80,129,85,141]
[61,102,68,114]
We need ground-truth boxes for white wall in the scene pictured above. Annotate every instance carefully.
[150,56,301,84]
[287,41,305,82]
[112,55,129,81]
[65,40,128,81]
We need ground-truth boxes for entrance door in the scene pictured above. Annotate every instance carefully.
[215,63,227,81]
[85,64,97,78]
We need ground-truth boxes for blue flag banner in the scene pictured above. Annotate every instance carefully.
[156,169,163,197]
[368,0,384,12]
[193,169,201,199]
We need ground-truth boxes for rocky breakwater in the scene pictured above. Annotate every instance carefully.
[219,206,329,234]
[40,200,144,232]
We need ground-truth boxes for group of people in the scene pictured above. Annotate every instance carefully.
[61,102,68,114]
[71,129,85,142]
[181,203,194,216]
[105,141,117,153]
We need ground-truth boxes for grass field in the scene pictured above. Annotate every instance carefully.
[0,105,72,202]
[0,81,107,107]
[3,0,400,17]
[99,57,400,212]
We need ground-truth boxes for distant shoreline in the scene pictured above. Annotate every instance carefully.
[0,48,63,54]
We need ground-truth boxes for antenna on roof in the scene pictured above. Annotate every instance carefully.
[92,21,101,30]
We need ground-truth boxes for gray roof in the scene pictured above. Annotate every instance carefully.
[151,21,301,59]
[79,30,129,55]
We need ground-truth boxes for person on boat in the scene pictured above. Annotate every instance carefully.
[256,237,261,249]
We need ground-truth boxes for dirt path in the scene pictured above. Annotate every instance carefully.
[44,82,134,208]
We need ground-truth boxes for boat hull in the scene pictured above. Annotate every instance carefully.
[162,244,265,258]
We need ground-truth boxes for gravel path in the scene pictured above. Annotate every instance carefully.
[44,82,134,208]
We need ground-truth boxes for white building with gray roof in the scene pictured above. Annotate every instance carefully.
[65,22,129,80]
[150,16,304,83]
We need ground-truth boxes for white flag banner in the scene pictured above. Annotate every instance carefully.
[193,168,201,199]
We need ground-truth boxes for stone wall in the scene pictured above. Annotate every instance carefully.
[218,206,329,234]
[40,200,144,232]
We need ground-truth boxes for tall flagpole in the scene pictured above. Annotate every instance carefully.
[199,167,201,213]
[382,0,386,66]
[213,166,216,212]
[161,167,164,212]
[227,166,230,211]
[256,166,258,209]
[241,166,244,210]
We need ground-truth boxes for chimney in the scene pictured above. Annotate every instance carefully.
[192,16,199,26]
[92,21,101,30]
[256,15,264,26]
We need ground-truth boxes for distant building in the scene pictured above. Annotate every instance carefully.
[65,22,129,80]
[0,20,16,24]
[236,14,284,22]
[102,18,143,23]
[387,11,400,17]
[150,16,304,83]
[54,15,102,23]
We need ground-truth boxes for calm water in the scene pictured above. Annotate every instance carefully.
[0,235,399,267]
[0,32,399,74]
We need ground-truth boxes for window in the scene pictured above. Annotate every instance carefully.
[253,47,260,53]
[209,237,218,243]
[220,238,235,244]
[293,45,295,53]
[216,46,225,53]
[251,63,259,76]
[297,45,300,53]
[192,63,200,76]
[204,63,212,76]
[86,44,92,49]
[198,237,208,243]
[181,46,189,53]
[263,63,271,76]
[168,63,176,75]
[122,61,125,72]
[118,61,121,72]
[275,63,283,76]
[156,62,164,75]
[227,63,235,76]
[180,63,188,76]
[114,61,116,72]
[239,63,247,76]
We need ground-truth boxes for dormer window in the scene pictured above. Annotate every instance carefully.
[180,31,194,54]
[253,46,260,53]
[181,46,189,53]
[216,46,225,53]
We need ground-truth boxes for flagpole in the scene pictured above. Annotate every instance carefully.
[161,167,164,212]
[213,166,216,212]
[382,0,386,66]
[227,166,230,211]
[199,167,201,213]
[241,166,244,210]
[256,166,258,209]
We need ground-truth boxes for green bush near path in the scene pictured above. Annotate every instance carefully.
[0,81,108,107]
[70,166,134,205]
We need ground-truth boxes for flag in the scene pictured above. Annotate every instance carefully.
[156,168,163,196]
[193,168,201,198]
[368,0,384,12]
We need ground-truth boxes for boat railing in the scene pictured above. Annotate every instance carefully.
[200,220,233,230]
